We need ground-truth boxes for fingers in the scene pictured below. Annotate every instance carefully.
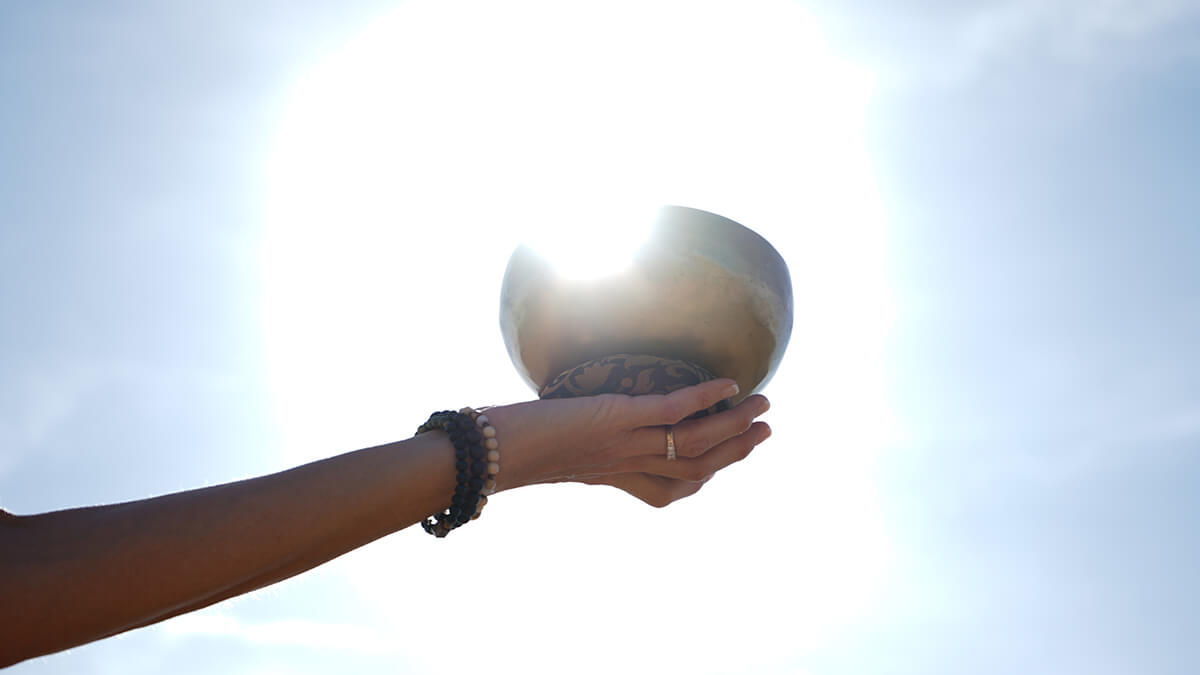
[630,378,741,427]
[575,420,768,506]
[565,392,768,475]
[620,421,771,481]
[540,415,771,508]
[534,417,770,487]
[629,394,770,460]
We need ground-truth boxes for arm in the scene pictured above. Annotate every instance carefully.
[0,431,455,666]
[0,379,769,667]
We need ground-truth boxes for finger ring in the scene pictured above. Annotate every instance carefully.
[665,426,677,461]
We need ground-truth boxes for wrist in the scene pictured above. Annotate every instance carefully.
[472,400,553,493]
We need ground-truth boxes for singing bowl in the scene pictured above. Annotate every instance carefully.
[499,206,792,406]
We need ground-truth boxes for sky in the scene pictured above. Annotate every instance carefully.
[2,1,1199,673]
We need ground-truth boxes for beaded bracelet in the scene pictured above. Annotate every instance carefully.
[416,407,500,537]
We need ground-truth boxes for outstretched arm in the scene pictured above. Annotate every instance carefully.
[0,379,769,667]
[0,429,457,667]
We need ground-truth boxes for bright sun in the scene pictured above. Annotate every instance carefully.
[260,1,893,672]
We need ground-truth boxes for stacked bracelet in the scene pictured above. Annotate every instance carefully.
[416,407,500,537]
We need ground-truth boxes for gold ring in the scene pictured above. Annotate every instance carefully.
[665,426,677,461]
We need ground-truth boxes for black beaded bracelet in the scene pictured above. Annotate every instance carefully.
[416,408,500,537]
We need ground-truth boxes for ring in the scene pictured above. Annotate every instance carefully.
[665,426,677,461]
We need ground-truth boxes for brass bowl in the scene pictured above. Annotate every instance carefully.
[499,205,793,406]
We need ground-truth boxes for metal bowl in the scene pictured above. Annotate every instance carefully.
[499,205,792,405]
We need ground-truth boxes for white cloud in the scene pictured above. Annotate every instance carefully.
[1046,402,1200,479]
[0,361,108,480]
[963,0,1199,65]
[828,0,1200,90]
[0,358,258,486]
[161,611,396,654]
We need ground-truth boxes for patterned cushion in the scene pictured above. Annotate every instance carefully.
[539,354,732,418]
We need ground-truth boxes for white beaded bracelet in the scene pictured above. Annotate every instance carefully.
[462,407,500,520]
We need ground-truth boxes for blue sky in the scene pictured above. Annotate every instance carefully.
[3,1,1199,673]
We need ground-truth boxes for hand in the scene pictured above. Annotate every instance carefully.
[487,379,772,507]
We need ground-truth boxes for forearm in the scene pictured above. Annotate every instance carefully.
[0,432,455,667]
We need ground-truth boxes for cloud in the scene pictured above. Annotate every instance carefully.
[818,0,1200,90]
[161,612,396,654]
[0,361,109,479]
[957,0,1199,69]
[1051,402,1200,478]
[0,357,256,485]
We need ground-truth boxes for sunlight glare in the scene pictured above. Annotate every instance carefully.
[260,1,893,672]
[519,202,657,280]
